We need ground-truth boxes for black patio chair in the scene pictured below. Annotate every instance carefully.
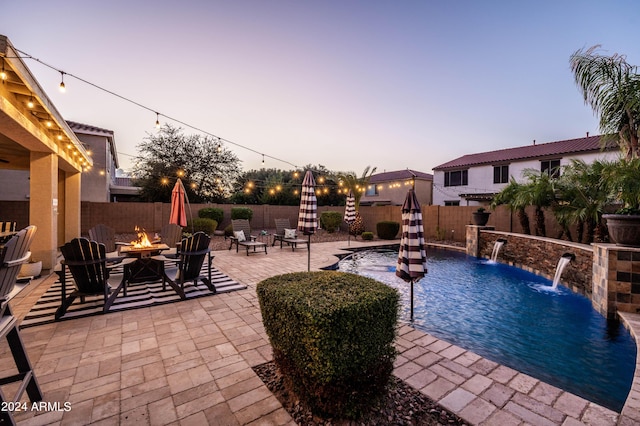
[162,232,216,293]
[272,218,309,251]
[56,238,126,319]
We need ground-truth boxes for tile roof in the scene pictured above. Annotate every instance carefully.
[369,169,433,183]
[66,121,114,137]
[433,135,618,170]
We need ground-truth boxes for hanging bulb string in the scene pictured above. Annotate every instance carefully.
[13,49,303,170]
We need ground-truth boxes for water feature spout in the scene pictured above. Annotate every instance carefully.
[551,253,574,289]
[491,238,507,262]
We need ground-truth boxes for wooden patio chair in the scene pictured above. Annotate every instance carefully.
[0,225,42,422]
[272,218,309,251]
[0,221,16,244]
[159,223,183,258]
[55,238,127,320]
[162,232,216,293]
[88,224,128,258]
[229,219,267,255]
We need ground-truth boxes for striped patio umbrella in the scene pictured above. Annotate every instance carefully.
[297,170,318,271]
[395,188,427,321]
[344,190,356,246]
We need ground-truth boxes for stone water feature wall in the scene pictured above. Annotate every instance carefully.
[592,244,640,319]
[466,226,593,297]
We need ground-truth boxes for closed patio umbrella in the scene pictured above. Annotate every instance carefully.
[170,178,188,228]
[395,188,427,321]
[297,170,318,271]
[344,190,356,246]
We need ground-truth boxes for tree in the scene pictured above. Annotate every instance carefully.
[131,124,241,203]
[336,166,377,210]
[518,170,558,237]
[491,178,531,235]
[570,45,640,159]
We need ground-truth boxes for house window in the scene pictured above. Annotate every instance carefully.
[493,165,509,184]
[444,200,460,206]
[365,184,378,196]
[541,159,561,178]
[444,170,468,187]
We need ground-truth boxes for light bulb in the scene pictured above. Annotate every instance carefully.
[27,97,34,108]
[0,61,6,81]
[155,112,160,128]
[59,72,66,92]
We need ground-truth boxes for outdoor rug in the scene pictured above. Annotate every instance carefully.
[20,262,247,328]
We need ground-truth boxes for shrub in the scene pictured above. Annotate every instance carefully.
[320,211,342,233]
[376,221,400,240]
[231,207,253,221]
[186,218,218,235]
[198,207,223,224]
[361,231,374,241]
[224,224,234,237]
[257,271,399,419]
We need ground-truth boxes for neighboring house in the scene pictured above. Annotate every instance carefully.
[360,169,433,206]
[432,134,620,206]
[67,121,140,202]
[0,121,140,202]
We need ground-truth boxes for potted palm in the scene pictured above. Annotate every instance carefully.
[602,158,640,246]
[472,207,491,226]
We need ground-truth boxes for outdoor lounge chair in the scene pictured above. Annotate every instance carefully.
[88,224,128,258]
[272,218,309,251]
[0,225,42,423]
[229,219,267,255]
[162,232,216,293]
[55,238,127,319]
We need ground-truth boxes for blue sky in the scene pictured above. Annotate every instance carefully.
[2,1,639,175]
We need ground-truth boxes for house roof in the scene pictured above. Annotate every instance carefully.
[67,120,119,168]
[433,135,618,170]
[369,169,433,183]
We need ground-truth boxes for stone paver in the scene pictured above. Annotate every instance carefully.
[4,240,639,425]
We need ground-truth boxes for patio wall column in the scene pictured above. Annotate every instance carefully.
[63,172,81,244]
[29,151,58,270]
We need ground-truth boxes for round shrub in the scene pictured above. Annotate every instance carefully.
[320,211,342,233]
[186,218,217,235]
[198,207,223,224]
[376,221,400,240]
[231,207,253,221]
[257,271,399,419]
[361,231,374,240]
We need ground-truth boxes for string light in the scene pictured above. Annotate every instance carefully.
[0,58,6,81]
[59,71,66,92]
[155,112,160,129]
[27,93,34,108]
[262,154,265,165]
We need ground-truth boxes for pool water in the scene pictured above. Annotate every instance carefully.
[338,248,636,412]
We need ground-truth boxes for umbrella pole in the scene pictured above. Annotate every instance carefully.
[410,280,414,322]
[307,234,311,271]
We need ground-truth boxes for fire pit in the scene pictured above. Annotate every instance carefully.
[120,227,169,258]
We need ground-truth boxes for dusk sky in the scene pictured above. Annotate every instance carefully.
[2,1,639,176]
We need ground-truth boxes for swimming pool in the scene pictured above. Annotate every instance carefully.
[337,248,636,412]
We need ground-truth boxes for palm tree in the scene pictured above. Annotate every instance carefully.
[491,178,531,235]
[518,169,557,237]
[570,45,640,159]
[336,166,377,235]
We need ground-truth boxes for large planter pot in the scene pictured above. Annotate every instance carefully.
[472,212,491,226]
[603,214,640,247]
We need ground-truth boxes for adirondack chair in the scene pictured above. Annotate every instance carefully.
[162,232,216,293]
[56,238,126,319]
[229,219,267,255]
[0,225,42,422]
[0,221,16,244]
[88,224,128,257]
[272,218,309,251]
[159,223,183,258]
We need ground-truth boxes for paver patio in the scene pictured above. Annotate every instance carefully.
[3,240,639,425]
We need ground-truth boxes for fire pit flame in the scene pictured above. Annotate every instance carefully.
[131,226,153,248]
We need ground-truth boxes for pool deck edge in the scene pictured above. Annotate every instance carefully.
[616,312,640,425]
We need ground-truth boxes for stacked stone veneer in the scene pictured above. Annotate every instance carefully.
[466,226,593,297]
[592,244,640,319]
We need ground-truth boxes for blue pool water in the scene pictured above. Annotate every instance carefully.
[338,248,636,412]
